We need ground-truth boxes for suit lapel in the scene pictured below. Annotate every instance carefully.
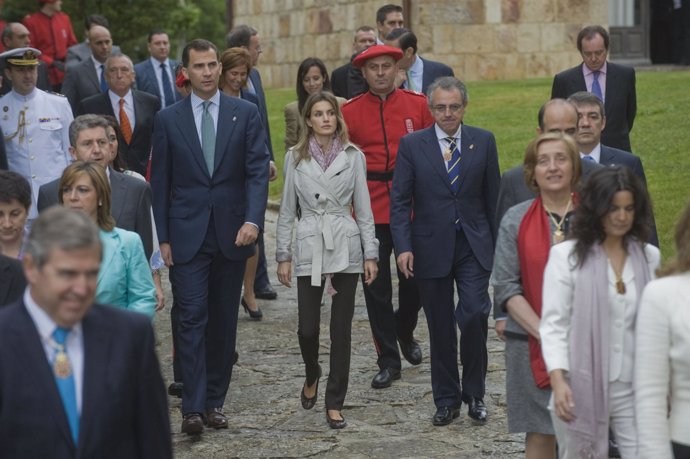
[174,98,209,177]
[455,125,478,191]
[78,306,113,452]
[130,92,142,140]
[87,62,100,93]
[214,95,239,174]
[109,170,127,223]
[420,128,455,192]
[13,304,76,449]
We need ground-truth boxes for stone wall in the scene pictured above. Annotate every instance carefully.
[233,0,608,88]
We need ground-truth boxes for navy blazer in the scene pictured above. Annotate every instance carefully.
[419,57,455,95]
[37,169,154,260]
[551,62,637,152]
[151,92,269,264]
[0,254,25,306]
[248,68,274,160]
[77,90,162,176]
[390,124,501,278]
[0,301,171,458]
[133,58,182,106]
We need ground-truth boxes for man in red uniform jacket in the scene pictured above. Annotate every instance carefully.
[23,0,77,90]
[342,45,434,390]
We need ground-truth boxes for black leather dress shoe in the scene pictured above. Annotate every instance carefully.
[168,382,183,398]
[397,336,422,365]
[371,367,401,389]
[254,285,277,300]
[181,413,204,435]
[465,396,487,424]
[205,407,228,429]
[432,406,460,426]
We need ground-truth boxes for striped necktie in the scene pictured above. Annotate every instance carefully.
[445,136,461,193]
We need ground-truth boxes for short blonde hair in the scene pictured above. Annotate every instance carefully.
[523,132,581,193]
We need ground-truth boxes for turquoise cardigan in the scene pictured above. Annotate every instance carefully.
[97,228,156,319]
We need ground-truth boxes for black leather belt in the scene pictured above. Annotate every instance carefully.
[367,170,394,181]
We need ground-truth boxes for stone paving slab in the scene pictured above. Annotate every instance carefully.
[156,209,525,457]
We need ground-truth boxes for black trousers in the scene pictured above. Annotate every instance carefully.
[362,224,421,370]
[674,441,690,459]
[254,230,271,291]
[297,273,358,411]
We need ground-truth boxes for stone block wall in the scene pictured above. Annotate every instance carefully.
[233,0,607,88]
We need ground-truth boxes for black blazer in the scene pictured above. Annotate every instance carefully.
[37,169,154,260]
[0,301,171,458]
[0,254,25,306]
[77,90,162,176]
[551,62,637,152]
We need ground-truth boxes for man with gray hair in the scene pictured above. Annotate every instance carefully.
[0,206,171,457]
[390,76,500,426]
[77,54,161,176]
[37,114,153,260]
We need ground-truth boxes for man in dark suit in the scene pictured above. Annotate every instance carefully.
[77,54,161,176]
[37,114,153,260]
[551,25,636,152]
[0,23,50,95]
[133,30,181,108]
[0,206,171,458]
[151,39,269,435]
[62,25,113,113]
[66,15,120,70]
[391,76,500,426]
[0,253,25,306]
[330,26,377,100]
[567,90,658,246]
[226,24,278,300]
[385,28,454,95]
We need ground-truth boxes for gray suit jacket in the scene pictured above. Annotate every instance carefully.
[62,58,102,113]
[36,169,153,259]
[66,42,121,70]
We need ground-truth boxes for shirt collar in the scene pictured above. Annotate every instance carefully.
[91,55,105,69]
[408,54,423,76]
[23,288,83,344]
[10,87,37,102]
[580,143,602,162]
[108,89,133,105]
[150,56,169,67]
[583,61,607,76]
[434,123,462,142]
[190,90,220,109]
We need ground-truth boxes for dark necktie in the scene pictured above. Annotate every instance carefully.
[445,137,461,193]
[99,64,108,93]
[52,327,79,444]
[591,71,603,101]
[160,63,175,107]
[201,100,216,174]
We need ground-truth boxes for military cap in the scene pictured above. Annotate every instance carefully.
[0,47,42,66]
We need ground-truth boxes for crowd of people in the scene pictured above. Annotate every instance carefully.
[0,2,688,458]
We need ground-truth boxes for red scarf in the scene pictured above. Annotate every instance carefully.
[516,196,552,389]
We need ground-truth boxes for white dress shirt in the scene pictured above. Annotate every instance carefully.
[108,89,136,129]
[150,57,174,106]
[91,55,105,84]
[434,124,461,168]
[23,288,84,413]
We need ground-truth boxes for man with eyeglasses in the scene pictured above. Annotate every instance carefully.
[342,45,434,390]
[77,54,161,176]
[0,47,73,223]
[37,114,153,260]
[390,76,500,426]
[551,25,636,152]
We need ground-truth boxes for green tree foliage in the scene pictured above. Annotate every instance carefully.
[2,0,227,62]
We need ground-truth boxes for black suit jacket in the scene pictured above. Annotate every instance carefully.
[0,300,171,458]
[0,254,25,306]
[77,90,162,175]
[36,169,154,260]
[551,62,637,152]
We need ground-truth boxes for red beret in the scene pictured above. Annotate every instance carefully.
[351,45,403,69]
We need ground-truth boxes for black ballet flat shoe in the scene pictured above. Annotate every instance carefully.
[300,366,322,410]
[241,298,263,320]
[326,410,347,429]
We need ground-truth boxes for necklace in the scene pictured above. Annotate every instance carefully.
[45,336,72,378]
[611,263,626,295]
[543,195,573,245]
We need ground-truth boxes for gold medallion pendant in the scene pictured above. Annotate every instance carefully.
[54,350,72,378]
[552,230,564,244]
[443,148,452,162]
[615,279,626,295]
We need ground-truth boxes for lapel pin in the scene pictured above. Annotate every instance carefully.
[469,144,474,150]
[232,116,237,122]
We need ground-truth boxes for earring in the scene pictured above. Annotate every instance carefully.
[98,201,103,206]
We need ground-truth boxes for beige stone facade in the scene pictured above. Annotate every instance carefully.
[232,0,607,88]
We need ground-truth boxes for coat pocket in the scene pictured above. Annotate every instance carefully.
[295,228,316,268]
[347,228,363,264]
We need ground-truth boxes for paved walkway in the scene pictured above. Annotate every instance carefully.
[155,208,524,458]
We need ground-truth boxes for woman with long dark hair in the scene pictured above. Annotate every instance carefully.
[540,166,660,458]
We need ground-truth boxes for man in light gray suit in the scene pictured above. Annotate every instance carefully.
[62,25,113,112]
[36,115,153,260]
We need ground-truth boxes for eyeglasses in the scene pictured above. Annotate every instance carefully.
[432,104,464,114]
